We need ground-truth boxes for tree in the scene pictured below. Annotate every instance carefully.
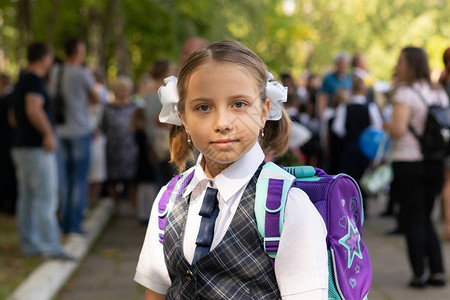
[0,0,449,82]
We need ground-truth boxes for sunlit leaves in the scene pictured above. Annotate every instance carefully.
[0,0,449,82]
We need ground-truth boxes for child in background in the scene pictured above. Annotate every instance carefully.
[332,76,383,215]
[135,41,328,299]
[130,107,157,224]
[325,88,350,174]
[332,76,383,179]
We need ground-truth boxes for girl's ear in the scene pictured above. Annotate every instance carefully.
[179,113,189,133]
[261,97,270,124]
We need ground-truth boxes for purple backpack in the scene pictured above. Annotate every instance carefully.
[255,162,372,299]
[157,162,372,299]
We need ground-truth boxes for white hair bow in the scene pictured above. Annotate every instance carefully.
[158,72,288,126]
[158,76,182,126]
[265,72,288,121]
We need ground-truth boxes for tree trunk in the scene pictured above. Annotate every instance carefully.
[47,0,61,44]
[16,0,31,61]
[98,0,120,74]
[114,1,130,77]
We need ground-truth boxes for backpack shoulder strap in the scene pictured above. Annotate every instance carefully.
[408,88,429,138]
[158,169,195,243]
[254,162,297,259]
[412,87,428,107]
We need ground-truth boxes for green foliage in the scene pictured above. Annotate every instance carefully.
[0,0,449,82]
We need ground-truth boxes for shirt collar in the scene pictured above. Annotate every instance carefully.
[350,95,367,104]
[183,142,265,203]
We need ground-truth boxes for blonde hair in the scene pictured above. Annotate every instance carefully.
[170,40,291,172]
[352,76,367,95]
[332,88,350,108]
[114,75,134,92]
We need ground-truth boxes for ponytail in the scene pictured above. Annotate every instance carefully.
[169,124,194,172]
[260,109,291,157]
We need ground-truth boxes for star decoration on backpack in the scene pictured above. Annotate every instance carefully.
[339,216,363,268]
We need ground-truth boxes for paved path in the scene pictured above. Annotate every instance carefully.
[46,196,450,299]
[362,196,450,300]
[57,205,147,300]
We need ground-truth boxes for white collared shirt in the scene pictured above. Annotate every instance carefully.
[135,143,328,299]
[332,95,383,138]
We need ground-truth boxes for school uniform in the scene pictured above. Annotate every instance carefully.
[135,143,328,299]
[331,95,383,179]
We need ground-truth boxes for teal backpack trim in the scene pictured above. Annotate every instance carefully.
[254,163,294,258]
[255,163,317,259]
[328,250,342,300]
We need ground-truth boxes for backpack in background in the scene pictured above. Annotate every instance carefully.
[409,89,450,161]
[53,65,66,125]
[255,162,372,300]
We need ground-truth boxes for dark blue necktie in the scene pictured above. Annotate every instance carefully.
[193,187,219,263]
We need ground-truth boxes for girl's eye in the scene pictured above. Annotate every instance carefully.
[198,105,210,112]
[233,101,247,109]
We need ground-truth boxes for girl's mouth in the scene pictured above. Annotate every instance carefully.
[211,139,238,149]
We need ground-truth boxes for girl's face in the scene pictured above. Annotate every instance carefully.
[180,62,269,177]
[395,52,409,82]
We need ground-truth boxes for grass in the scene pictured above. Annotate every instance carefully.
[0,213,43,299]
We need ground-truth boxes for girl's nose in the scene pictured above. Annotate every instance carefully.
[214,108,233,133]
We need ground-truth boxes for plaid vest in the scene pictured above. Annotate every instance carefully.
[163,169,280,300]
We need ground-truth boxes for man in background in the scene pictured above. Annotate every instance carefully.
[319,52,352,118]
[50,38,99,235]
[11,43,72,260]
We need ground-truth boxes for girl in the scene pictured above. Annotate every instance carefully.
[384,47,448,288]
[135,41,328,299]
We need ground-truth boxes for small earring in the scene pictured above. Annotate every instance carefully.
[187,133,191,143]
[261,128,265,138]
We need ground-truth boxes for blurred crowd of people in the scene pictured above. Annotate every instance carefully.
[0,37,449,274]
[0,37,207,260]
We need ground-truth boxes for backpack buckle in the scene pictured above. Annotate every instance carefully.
[263,237,280,258]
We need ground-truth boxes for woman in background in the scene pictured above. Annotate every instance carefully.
[384,47,448,288]
[101,76,138,216]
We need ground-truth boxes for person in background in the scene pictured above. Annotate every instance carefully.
[133,73,155,107]
[145,60,176,188]
[179,37,208,66]
[0,72,17,215]
[352,53,376,103]
[281,73,306,113]
[384,47,448,288]
[325,88,350,174]
[305,73,321,120]
[50,38,100,235]
[131,107,156,224]
[11,43,73,260]
[299,73,323,167]
[439,47,450,240]
[332,76,383,215]
[101,76,138,216]
[318,51,352,118]
[281,92,312,166]
[87,71,109,206]
[439,47,450,97]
